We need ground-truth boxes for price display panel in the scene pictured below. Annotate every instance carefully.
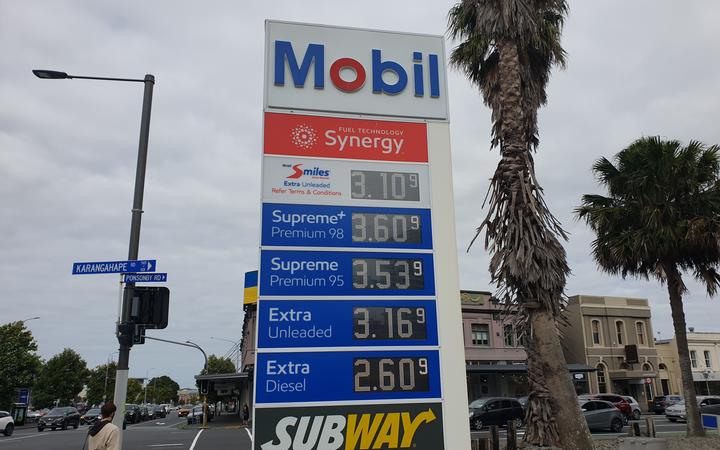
[261,203,433,249]
[259,250,435,296]
[255,350,441,403]
[257,299,438,348]
[262,156,431,208]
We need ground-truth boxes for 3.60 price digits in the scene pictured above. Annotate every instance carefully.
[351,170,420,201]
[352,213,421,244]
[354,357,430,393]
[352,258,424,290]
[354,307,427,340]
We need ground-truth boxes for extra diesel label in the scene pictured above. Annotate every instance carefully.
[264,112,428,162]
[255,350,441,403]
[259,250,435,297]
[262,156,431,208]
[261,203,433,249]
[254,402,444,450]
[257,300,439,348]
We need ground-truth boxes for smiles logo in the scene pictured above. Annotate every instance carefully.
[290,124,318,149]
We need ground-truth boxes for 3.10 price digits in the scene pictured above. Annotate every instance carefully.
[354,307,427,340]
[351,170,420,201]
[354,357,430,392]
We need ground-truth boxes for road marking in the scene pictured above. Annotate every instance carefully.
[148,444,183,447]
[0,433,52,443]
[189,429,203,450]
[245,428,252,440]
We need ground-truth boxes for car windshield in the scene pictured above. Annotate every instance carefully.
[86,409,101,415]
[469,399,487,408]
[47,408,69,415]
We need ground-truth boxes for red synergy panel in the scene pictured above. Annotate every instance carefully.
[264,112,428,163]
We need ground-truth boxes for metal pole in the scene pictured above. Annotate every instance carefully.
[111,74,155,441]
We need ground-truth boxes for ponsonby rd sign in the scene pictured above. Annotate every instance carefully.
[265,21,448,119]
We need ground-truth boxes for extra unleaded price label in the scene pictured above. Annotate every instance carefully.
[261,203,433,250]
[256,299,439,348]
[255,350,441,403]
[259,250,436,297]
[262,156,431,208]
[264,112,428,163]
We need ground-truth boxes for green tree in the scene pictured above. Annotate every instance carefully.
[126,379,143,404]
[576,137,720,437]
[447,1,592,447]
[85,362,117,406]
[0,322,42,409]
[143,375,179,404]
[32,349,89,408]
[202,355,236,375]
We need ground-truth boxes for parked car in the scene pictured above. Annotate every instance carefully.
[579,400,624,432]
[468,397,524,431]
[666,396,720,422]
[621,396,642,420]
[0,411,14,436]
[80,408,102,425]
[125,404,141,424]
[593,394,632,422]
[651,395,683,414]
[154,405,167,419]
[517,396,529,410]
[178,405,193,417]
[37,407,80,431]
[186,405,214,425]
[146,405,157,420]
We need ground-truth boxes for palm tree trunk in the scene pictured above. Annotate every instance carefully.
[494,39,593,449]
[666,265,705,437]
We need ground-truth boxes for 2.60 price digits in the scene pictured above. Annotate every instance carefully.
[352,258,424,290]
[354,357,430,393]
[351,170,420,201]
[354,307,427,340]
[352,213,421,244]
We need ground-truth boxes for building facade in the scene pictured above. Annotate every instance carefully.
[655,331,720,396]
[561,295,659,409]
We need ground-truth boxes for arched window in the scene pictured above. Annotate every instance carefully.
[591,320,602,346]
[643,362,653,372]
[615,320,626,346]
[596,363,608,393]
[636,322,647,346]
[659,363,667,371]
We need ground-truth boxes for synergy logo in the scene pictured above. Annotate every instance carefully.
[260,408,437,450]
[274,41,440,98]
[291,124,318,149]
[285,164,330,179]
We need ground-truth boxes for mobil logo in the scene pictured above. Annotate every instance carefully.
[274,41,440,98]
[284,163,330,179]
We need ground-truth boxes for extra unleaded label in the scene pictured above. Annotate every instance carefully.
[254,402,444,450]
[264,112,428,162]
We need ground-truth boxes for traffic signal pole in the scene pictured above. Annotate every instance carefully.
[111,75,155,444]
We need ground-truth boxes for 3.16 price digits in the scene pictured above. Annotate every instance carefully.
[354,307,427,340]
[352,213,421,244]
[354,357,430,393]
[351,170,420,201]
[352,258,424,290]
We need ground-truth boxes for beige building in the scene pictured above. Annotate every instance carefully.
[561,295,659,409]
[656,331,720,396]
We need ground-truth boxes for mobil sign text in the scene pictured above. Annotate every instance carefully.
[265,21,448,120]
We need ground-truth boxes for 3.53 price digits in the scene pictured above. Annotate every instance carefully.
[354,307,427,340]
[352,258,424,290]
[354,357,430,392]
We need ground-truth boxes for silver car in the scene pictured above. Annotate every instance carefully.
[666,396,720,422]
[622,396,642,420]
[579,400,625,432]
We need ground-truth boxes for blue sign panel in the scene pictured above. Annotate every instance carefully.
[261,203,433,249]
[18,388,29,405]
[72,260,156,275]
[255,350,441,403]
[259,250,435,296]
[124,273,167,283]
[257,299,438,348]
[702,414,719,430]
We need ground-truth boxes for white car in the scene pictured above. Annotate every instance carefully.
[0,411,14,436]
[666,396,720,422]
[622,396,642,420]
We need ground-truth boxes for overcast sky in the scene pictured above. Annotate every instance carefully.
[3,1,720,389]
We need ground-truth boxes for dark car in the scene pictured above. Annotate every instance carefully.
[579,400,624,432]
[593,394,632,422]
[37,407,80,431]
[651,395,682,414]
[468,397,524,430]
[187,405,214,425]
[146,405,157,420]
[153,405,167,419]
[138,405,150,421]
[125,404,141,424]
[80,408,102,425]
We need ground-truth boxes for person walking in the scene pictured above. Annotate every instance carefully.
[86,402,119,450]
[242,404,249,427]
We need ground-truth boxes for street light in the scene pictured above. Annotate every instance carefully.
[33,68,156,443]
[210,336,240,370]
[104,351,119,403]
[21,316,40,323]
[703,369,712,395]
[143,368,155,404]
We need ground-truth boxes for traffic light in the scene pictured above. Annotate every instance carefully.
[128,286,169,329]
[133,325,146,345]
[117,322,134,347]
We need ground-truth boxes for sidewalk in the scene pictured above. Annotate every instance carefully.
[186,411,247,430]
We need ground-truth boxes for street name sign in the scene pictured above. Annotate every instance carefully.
[253,20,470,450]
[123,273,167,283]
[72,259,156,275]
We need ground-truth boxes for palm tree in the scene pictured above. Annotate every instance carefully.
[448,1,592,448]
[576,137,720,437]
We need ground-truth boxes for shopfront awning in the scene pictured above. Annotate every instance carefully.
[466,363,596,374]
